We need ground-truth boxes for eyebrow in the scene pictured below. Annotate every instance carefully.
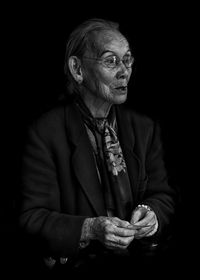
[99,49,132,57]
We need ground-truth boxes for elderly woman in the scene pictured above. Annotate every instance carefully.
[19,18,177,277]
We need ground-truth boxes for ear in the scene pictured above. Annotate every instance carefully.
[68,56,83,84]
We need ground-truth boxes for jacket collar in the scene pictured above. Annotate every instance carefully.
[65,102,107,216]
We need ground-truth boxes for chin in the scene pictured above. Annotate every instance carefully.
[112,94,127,104]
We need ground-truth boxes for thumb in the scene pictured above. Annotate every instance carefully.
[130,210,142,224]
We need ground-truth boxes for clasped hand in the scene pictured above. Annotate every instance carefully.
[90,208,157,250]
[130,206,158,239]
[90,216,135,250]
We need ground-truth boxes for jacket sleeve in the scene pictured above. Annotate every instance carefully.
[140,121,177,238]
[19,123,87,258]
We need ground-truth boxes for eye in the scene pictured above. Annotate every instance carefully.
[123,55,134,67]
[103,56,118,67]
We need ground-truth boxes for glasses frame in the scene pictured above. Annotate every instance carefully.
[81,54,135,69]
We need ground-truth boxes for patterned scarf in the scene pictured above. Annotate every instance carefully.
[76,97,133,220]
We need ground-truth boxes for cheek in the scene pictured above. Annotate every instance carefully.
[97,70,115,88]
[84,67,99,89]
[86,65,116,92]
[98,80,113,96]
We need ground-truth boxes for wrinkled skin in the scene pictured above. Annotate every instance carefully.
[80,29,132,118]
[130,207,158,238]
[90,216,136,250]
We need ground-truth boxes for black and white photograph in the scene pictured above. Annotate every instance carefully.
[1,3,196,279]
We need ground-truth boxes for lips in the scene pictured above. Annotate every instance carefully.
[115,86,127,90]
[113,86,127,95]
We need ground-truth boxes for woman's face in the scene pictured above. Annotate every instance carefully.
[81,30,133,105]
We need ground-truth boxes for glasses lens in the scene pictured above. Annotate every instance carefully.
[103,56,118,68]
[123,56,134,67]
[102,55,134,68]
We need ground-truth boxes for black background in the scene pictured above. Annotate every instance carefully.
[1,2,197,277]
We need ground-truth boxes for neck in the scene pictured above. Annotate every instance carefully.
[81,94,112,118]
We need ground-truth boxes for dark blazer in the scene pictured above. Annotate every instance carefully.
[19,101,176,259]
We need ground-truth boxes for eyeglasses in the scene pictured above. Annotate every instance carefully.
[82,54,134,69]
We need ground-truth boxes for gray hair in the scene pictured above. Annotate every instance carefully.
[64,18,120,95]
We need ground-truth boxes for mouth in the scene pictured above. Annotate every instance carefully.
[114,86,127,93]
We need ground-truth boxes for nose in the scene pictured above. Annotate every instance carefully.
[116,62,130,80]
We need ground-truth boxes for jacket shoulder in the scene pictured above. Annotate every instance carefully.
[119,105,155,130]
[32,105,64,129]
[27,102,72,143]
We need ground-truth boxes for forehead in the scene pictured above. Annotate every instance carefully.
[92,30,130,56]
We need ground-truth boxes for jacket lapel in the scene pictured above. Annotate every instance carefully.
[116,105,141,205]
[65,102,107,216]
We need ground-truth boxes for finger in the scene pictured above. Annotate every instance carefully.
[111,217,132,228]
[130,210,142,224]
[133,211,155,227]
[136,225,154,236]
[134,220,156,230]
[112,235,134,246]
[145,229,156,237]
[134,223,156,238]
[136,220,156,232]
[145,221,158,237]
[104,222,134,237]
[106,235,134,248]
[130,206,151,224]
[112,226,136,237]
[131,224,152,230]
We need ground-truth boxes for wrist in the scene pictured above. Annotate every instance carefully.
[80,217,96,247]
[136,204,152,212]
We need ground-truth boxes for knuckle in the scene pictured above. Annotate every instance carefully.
[104,233,110,241]
[124,239,129,246]
[105,224,111,234]
[108,223,116,232]
[118,238,126,246]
